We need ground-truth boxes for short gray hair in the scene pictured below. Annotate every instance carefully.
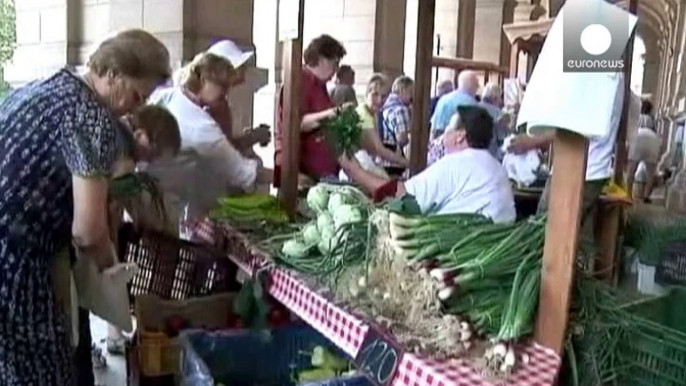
[391,75,414,94]
[481,83,503,102]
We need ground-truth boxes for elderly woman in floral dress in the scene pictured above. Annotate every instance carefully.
[0,30,171,385]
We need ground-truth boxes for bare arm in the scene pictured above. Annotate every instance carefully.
[361,130,408,167]
[72,175,114,270]
[339,155,391,194]
[301,108,337,131]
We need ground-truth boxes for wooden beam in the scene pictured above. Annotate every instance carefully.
[431,56,509,74]
[456,0,476,59]
[509,41,520,78]
[278,0,305,216]
[408,0,436,175]
[535,130,588,354]
[499,0,517,70]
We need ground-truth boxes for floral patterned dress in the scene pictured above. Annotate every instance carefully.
[0,70,118,386]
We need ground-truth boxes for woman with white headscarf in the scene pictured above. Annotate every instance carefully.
[148,41,273,236]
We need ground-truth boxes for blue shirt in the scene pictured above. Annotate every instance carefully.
[479,102,506,161]
[430,90,477,136]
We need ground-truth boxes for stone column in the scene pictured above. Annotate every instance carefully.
[373,0,407,80]
[5,0,71,86]
[473,0,505,64]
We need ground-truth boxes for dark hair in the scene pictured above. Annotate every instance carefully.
[88,29,171,84]
[641,100,653,115]
[131,105,181,155]
[303,35,347,66]
[456,105,494,149]
[336,65,354,79]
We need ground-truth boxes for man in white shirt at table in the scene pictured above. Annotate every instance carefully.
[341,105,516,224]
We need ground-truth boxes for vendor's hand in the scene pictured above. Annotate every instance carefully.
[507,135,537,154]
[332,102,356,117]
[251,124,271,146]
[74,241,116,272]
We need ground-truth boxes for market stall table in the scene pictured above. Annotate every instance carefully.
[190,219,562,386]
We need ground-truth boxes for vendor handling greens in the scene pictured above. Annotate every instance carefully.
[341,105,516,223]
[274,34,351,185]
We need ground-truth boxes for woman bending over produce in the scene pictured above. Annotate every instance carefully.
[0,29,171,386]
[342,105,516,223]
[274,34,353,186]
[342,74,409,179]
[149,52,273,220]
[103,105,181,356]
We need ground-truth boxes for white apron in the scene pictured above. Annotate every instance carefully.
[149,88,259,225]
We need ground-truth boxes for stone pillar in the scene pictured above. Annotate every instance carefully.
[301,0,407,96]
[302,0,374,92]
[5,0,71,86]
[373,0,407,80]
[473,0,505,64]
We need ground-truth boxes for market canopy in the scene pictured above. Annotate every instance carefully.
[502,18,554,44]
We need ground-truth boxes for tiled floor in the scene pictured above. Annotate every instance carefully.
[91,315,127,386]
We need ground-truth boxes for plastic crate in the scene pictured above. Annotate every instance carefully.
[179,324,370,386]
[118,223,241,302]
[617,287,686,386]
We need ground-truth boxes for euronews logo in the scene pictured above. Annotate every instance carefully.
[563,1,631,72]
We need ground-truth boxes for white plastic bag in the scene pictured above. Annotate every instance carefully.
[73,244,139,332]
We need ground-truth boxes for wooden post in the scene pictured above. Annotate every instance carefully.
[408,0,436,175]
[594,0,638,283]
[535,130,588,354]
[509,41,520,78]
[451,0,476,86]
[499,0,517,70]
[278,0,305,216]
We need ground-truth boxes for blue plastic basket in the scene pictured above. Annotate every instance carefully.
[179,324,370,386]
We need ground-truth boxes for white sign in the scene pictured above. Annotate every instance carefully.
[279,0,300,41]
[517,0,638,139]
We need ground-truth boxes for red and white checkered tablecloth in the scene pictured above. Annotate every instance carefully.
[395,344,559,386]
[189,219,561,386]
[189,219,368,357]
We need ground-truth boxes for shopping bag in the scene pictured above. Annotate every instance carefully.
[72,245,139,332]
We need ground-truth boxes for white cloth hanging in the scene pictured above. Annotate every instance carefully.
[501,135,541,187]
[517,0,638,138]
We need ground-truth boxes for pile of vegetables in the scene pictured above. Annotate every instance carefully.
[270,184,372,284]
[297,346,356,383]
[321,107,363,157]
[210,193,289,224]
[387,211,547,374]
[109,172,167,219]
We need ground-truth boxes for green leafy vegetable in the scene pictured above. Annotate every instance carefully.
[321,107,363,157]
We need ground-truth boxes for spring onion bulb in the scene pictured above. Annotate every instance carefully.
[358,276,367,288]
[521,353,530,365]
[437,287,456,300]
[504,346,516,367]
[463,341,472,350]
[493,343,507,359]
[460,321,470,332]
[459,329,472,342]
